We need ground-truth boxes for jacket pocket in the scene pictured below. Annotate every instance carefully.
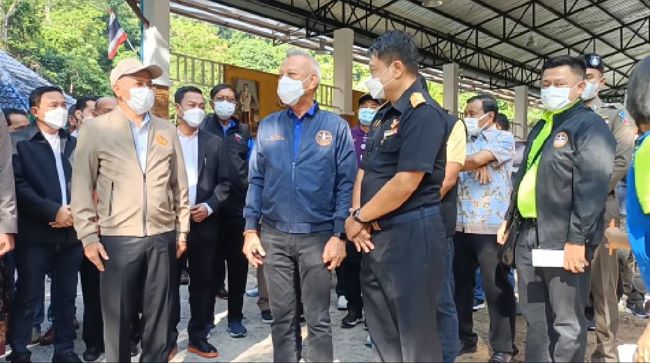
[108,182,114,217]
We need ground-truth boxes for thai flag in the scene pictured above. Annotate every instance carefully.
[108,10,128,60]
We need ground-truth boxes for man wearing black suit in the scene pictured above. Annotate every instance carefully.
[9,86,82,363]
[170,86,230,359]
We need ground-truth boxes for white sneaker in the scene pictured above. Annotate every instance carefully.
[337,295,348,310]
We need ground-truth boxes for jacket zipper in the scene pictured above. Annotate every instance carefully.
[108,182,114,216]
[143,173,147,236]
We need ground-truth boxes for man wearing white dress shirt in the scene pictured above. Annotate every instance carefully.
[9,86,82,363]
[169,86,231,359]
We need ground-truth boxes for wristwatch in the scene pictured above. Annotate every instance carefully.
[353,209,368,224]
[333,233,347,240]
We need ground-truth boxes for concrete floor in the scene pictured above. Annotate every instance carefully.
[3,268,645,362]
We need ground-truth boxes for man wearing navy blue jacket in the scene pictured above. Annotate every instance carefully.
[242,49,356,363]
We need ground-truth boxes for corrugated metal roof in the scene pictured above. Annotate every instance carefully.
[200,0,649,101]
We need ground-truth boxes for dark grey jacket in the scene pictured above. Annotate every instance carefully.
[506,101,616,250]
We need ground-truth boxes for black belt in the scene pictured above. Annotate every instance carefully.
[373,206,440,231]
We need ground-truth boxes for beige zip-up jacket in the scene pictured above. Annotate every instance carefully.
[0,113,17,234]
[71,108,190,247]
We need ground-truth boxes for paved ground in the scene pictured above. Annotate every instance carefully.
[2,268,646,362]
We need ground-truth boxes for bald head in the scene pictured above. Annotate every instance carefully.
[626,56,650,130]
[95,96,118,116]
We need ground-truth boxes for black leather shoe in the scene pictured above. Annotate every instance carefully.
[458,341,478,355]
[7,351,31,363]
[489,352,513,363]
[188,339,219,359]
[52,352,82,363]
[82,346,104,362]
[216,287,228,300]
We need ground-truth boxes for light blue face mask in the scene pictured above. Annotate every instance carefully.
[358,107,376,126]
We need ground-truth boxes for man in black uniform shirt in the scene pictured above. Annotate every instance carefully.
[345,30,447,362]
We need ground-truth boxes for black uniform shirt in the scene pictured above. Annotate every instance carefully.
[360,80,447,219]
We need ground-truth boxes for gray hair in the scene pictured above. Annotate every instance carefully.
[626,56,650,126]
[285,48,321,81]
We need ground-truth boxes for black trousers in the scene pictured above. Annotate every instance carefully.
[339,242,363,314]
[100,232,176,363]
[516,223,591,362]
[210,214,248,323]
[186,226,220,342]
[9,243,82,355]
[80,257,104,351]
[260,225,333,363]
[453,232,516,353]
[362,212,445,362]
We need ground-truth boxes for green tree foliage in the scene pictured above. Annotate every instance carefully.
[2,0,543,125]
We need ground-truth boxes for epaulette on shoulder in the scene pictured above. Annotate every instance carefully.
[410,92,426,108]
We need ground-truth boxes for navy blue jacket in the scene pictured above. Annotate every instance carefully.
[244,103,356,234]
[12,126,78,245]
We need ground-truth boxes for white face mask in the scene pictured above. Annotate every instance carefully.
[126,87,155,115]
[43,107,68,130]
[541,86,575,112]
[214,100,236,120]
[581,80,600,100]
[182,107,205,128]
[365,66,393,100]
[277,76,309,106]
[464,113,489,137]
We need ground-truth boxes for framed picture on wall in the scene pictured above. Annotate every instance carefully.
[234,78,260,134]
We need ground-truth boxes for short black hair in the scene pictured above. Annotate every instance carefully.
[209,84,236,100]
[29,86,64,108]
[75,96,98,112]
[368,30,419,74]
[68,105,76,118]
[466,94,498,115]
[495,113,510,131]
[2,108,27,125]
[175,86,203,105]
[358,94,380,107]
[626,56,650,126]
[542,55,586,79]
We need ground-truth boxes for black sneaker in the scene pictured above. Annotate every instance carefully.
[459,341,478,355]
[130,342,141,357]
[472,299,486,311]
[51,352,82,363]
[341,310,363,329]
[261,309,274,324]
[7,351,31,363]
[587,317,596,331]
[489,352,513,363]
[627,302,649,319]
[82,346,104,362]
[216,287,228,300]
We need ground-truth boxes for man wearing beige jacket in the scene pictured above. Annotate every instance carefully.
[0,111,16,253]
[71,58,190,363]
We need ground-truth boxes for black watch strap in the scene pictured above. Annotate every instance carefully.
[353,209,367,224]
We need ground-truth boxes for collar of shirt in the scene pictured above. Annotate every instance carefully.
[129,113,151,131]
[221,119,236,133]
[471,124,498,141]
[389,79,426,114]
[177,128,199,140]
[287,101,320,122]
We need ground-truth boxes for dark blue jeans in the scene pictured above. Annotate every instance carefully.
[437,236,459,363]
[9,243,82,354]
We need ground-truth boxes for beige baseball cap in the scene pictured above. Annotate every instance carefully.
[109,58,163,86]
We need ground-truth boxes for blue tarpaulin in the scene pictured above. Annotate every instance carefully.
[0,51,75,112]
